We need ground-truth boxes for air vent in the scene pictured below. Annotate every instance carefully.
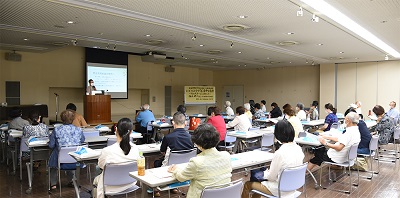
[146,39,165,45]
[276,41,300,46]
[222,24,249,32]
[329,57,344,60]
[207,49,222,54]
[52,42,69,46]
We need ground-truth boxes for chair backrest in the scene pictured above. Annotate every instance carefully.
[146,121,154,131]
[298,131,306,138]
[83,130,99,138]
[58,146,80,164]
[347,143,359,162]
[103,161,138,187]
[261,133,274,147]
[278,163,308,193]
[201,179,243,198]
[394,126,400,140]
[331,122,339,129]
[369,135,379,151]
[20,137,30,153]
[168,148,197,165]
[224,133,236,143]
[107,138,117,146]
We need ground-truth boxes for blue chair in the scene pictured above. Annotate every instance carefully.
[201,179,243,198]
[250,163,308,197]
[319,143,359,194]
[103,161,140,197]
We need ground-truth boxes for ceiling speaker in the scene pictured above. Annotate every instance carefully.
[5,52,22,62]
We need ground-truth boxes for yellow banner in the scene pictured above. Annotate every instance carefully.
[184,86,216,105]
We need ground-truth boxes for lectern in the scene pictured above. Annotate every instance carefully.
[84,95,111,124]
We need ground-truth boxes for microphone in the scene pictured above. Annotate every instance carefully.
[54,93,59,96]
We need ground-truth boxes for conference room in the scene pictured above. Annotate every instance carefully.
[1,0,400,197]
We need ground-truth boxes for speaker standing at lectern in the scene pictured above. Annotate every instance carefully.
[86,79,97,95]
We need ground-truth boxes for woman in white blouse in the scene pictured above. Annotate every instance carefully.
[92,118,139,198]
[227,106,252,131]
[241,120,304,198]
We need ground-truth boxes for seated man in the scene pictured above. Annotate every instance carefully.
[152,112,193,196]
[135,104,155,144]
[66,103,88,127]
[344,108,372,154]
[8,108,29,130]
[307,112,361,171]
[387,101,399,124]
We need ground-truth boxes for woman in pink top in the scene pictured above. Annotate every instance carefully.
[207,107,227,143]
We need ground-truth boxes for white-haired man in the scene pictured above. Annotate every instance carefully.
[225,101,234,116]
[307,112,361,171]
[387,101,399,124]
[135,104,155,144]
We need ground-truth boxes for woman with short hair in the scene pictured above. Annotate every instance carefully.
[373,105,395,145]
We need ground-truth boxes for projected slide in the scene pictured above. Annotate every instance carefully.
[86,62,128,98]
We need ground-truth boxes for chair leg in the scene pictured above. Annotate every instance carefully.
[26,162,32,194]
[20,156,22,181]
[11,150,16,175]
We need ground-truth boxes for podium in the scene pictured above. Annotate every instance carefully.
[84,95,111,124]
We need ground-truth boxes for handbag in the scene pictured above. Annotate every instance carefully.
[250,167,267,182]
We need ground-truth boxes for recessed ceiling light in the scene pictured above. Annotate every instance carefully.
[289,62,292,64]
[66,21,76,24]
[317,43,323,46]
[199,44,204,47]
[238,51,242,54]
[211,59,215,61]
[355,57,359,59]
[244,64,247,67]
[238,15,248,19]
[93,46,99,48]
[23,38,29,41]
[287,32,295,35]
[266,57,270,60]
[238,65,241,67]
[145,34,151,37]
[339,51,344,54]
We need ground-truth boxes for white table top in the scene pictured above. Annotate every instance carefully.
[151,123,173,128]
[227,127,274,139]
[294,133,321,146]
[103,132,143,139]
[129,150,273,188]
[254,118,279,124]
[9,130,23,138]
[364,120,377,128]
[301,119,325,126]
[136,143,161,154]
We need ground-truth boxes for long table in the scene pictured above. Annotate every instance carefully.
[129,150,274,198]
[227,127,274,153]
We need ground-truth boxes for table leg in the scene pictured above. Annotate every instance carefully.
[140,181,150,198]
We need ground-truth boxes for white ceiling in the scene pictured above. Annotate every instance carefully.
[1,0,399,70]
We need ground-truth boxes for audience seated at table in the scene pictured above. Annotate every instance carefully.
[48,109,85,190]
[317,103,338,132]
[269,102,282,118]
[244,103,253,121]
[344,108,371,154]
[92,118,139,198]
[296,103,307,121]
[23,111,49,138]
[241,120,304,198]
[387,101,399,124]
[225,101,235,116]
[168,124,232,198]
[307,112,361,172]
[307,100,319,120]
[8,107,29,130]
[371,105,395,145]
[253,103,265,120]
[260,100,267,113]
[282,104,303,138]
[207,106,227,146]
[135,104,156,144]
[66,103,88,127]
[227,106,252,132]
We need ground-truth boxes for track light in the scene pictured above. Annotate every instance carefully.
[191,33,196,41]
[113,44,117,51]
[311,14,319,22]
[148,51,153,55]
[385,54,389,60]
[71,39,77,46]
[297,7,303,17]
[311,61,315,65]
[105,43,110,49]
[230,41,234,48]
[305,60,309,64]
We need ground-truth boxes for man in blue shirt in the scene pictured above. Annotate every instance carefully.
[135,104,155,144]
[387,101,399,124]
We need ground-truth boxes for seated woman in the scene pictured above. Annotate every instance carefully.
[253,103,265,120]
[225,101,235,116]
[372,105,395,145]
[269,102,282,118]
[241,120,304,198]
[168,124,232,197]
[23,111,49,138]
[93,118,139,198]
[207,106,227,145]
[48,109,85,189]
[282,104,303,138]
[22,111,50,162]
[227,106,252,131]
[317,103,338,132]
[296,103,307,121]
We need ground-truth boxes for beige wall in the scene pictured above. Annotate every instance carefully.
[0,47,212,122]
[319,60,400,118]
[213,66,320,112]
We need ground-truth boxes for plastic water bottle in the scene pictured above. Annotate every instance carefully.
[307,114,310,122]
[137,151,145,176]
